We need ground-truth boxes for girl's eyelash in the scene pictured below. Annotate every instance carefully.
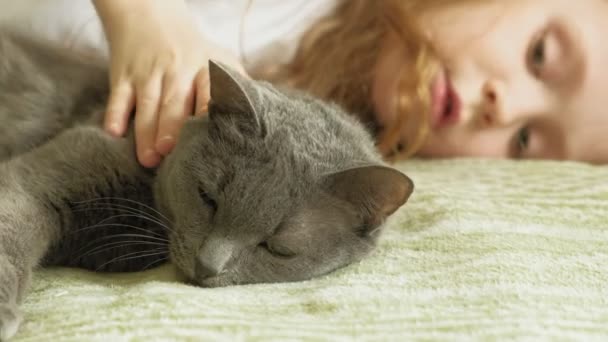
[528,28,549,78]
[531,38,545,68]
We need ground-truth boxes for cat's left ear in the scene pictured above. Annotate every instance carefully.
[324,166,414,236]
[208,60,262,134]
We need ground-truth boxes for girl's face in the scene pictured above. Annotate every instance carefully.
[373,0,608,163]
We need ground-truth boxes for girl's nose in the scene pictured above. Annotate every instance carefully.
[480,77,546,129]
[481,79,508,127]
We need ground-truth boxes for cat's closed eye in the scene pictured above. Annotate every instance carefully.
[258,241,297,259]
[198,189,218,214]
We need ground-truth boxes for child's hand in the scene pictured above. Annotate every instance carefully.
[93,0,247,168]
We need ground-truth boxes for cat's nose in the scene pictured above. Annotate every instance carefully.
[195,238,235,279]
[195,258,222,279]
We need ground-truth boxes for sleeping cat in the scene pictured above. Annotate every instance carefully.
[0,32,414,339]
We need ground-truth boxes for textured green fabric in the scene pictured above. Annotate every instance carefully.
[13,159,608,341]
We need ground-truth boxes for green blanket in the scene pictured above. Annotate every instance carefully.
[13,159,608,341]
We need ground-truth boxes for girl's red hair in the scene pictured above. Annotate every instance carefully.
[257,0,446,159]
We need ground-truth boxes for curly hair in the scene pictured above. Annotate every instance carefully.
[256,0,460,159]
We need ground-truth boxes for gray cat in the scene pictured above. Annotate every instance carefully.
[0,31,414,339]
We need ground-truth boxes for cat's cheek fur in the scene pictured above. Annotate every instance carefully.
[168,235,196,281]
[155,119,209,225]
[156,165,209,281]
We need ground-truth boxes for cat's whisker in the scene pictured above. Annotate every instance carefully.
[73,197,172,226]
[109,197,173,226]
[70,219,168,238]
[70,233,169,259]
[71,204,169,229]
[74,240,168,262]
[71,201,152,219]
[71,202,177,235]
[72,214,167,236]
[89,232,169,243]
[359,236,377,250]
[95,249,168,271]
[141,256,169,271]
[72,203,171,230]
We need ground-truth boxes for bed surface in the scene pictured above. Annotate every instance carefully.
[14,159,608,341]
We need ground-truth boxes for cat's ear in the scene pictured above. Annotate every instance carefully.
[324,166,414,235]
[208,60,261,134]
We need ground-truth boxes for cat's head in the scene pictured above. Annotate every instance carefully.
[156,61,414,287]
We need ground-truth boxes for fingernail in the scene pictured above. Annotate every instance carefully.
[196,106,208,116]
[142,149,161,168]
[156,135,176,156]
[107,122,122,136]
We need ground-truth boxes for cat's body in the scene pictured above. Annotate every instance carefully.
[0,33,167,274]
[0,31,413,339]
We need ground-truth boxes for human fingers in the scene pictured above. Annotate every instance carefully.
[134,73,164,168]
[155,72,196,155]
[104,79,135,137]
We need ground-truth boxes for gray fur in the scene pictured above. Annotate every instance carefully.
[0,32,413,339]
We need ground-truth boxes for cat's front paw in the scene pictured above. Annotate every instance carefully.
[0,302,21,341]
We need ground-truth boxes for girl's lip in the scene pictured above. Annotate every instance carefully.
[430,69,461,129]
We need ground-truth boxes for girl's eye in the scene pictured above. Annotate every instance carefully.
[530,36,546,71]
[532,38,545,67]
[515,126,530,157]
